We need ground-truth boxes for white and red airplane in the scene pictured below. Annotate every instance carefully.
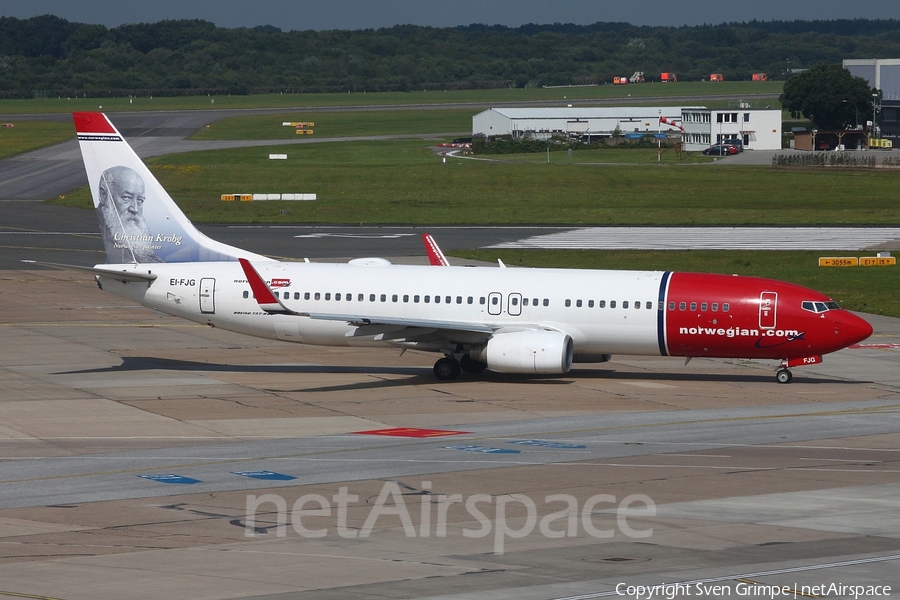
[49,112,872,383]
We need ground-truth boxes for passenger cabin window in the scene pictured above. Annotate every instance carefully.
[690,302,697,311]
[576,300,582,307]
[623,301,629,309]
[599,300,607,308]
[543,299,549,307]
[243,291,249,299]
[701,302,708,311]
[610,300,616,309]
[305,292,310,300]
[565,299,572,307]
[711,303,718,312]
[679,302,686,310]
[723,303,730,312]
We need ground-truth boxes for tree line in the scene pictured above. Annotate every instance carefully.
[2,15,900,98]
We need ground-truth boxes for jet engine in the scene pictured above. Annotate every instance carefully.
[475,330,573,374]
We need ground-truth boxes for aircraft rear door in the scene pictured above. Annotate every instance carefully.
[199,278,216,314]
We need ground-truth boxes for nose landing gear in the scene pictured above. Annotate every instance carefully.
[775,368,792,384]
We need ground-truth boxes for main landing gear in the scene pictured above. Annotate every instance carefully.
[433,355,487,380]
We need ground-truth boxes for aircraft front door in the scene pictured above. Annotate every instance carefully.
[759,291,777,329]
[488,292,502,316]
[199,278,216,314]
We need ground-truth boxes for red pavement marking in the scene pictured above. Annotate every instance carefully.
[353,427,470,438]
[849,343,900,349]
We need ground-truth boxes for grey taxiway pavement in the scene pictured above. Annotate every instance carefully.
[1,109,899,599]
[1,272,899,599]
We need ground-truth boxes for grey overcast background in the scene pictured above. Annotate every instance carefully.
[2,0,900,30]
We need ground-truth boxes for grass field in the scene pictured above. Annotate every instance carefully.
[52,139,900,226]
[193,109,473,140]
[0,81,782,114]
[0,121,74,159]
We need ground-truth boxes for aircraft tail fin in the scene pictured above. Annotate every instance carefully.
[73,112,270,265]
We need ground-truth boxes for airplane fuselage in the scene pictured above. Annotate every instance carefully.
[98,260,871,365]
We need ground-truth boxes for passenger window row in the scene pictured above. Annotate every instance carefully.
[243,290,552,307]
[668,301,731,312]
[564,299,656,309]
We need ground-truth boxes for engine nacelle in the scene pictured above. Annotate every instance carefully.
[476,330,573,374]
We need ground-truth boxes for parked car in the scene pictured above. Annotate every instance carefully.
[702,143,738,156]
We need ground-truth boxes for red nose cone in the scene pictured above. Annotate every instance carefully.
[839,312,874,348]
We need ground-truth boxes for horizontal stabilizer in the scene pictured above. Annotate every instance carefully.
[21,260,157,282]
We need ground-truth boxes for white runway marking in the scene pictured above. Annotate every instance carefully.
[491,227,900,250]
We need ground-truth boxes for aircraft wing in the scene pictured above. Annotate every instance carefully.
[239,258,495,336]
[302,312,494,334]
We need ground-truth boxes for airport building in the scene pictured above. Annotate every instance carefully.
[843,58,900,141]
[680,107,782,151]
[472,106,782,151]
[844,59,900,100]
[472,107,689,141]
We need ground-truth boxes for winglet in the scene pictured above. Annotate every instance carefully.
[422,233,450,266]
[238,258,298,315]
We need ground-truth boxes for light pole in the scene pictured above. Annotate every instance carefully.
[842,99,859,129]
[872,92,879,138]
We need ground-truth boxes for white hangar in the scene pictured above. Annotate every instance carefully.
[472,107,690,140]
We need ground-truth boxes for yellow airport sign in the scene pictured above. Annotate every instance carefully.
[818,257,858,267]
[860,256,897,266]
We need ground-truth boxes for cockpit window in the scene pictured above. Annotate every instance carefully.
[802,300,841,313]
